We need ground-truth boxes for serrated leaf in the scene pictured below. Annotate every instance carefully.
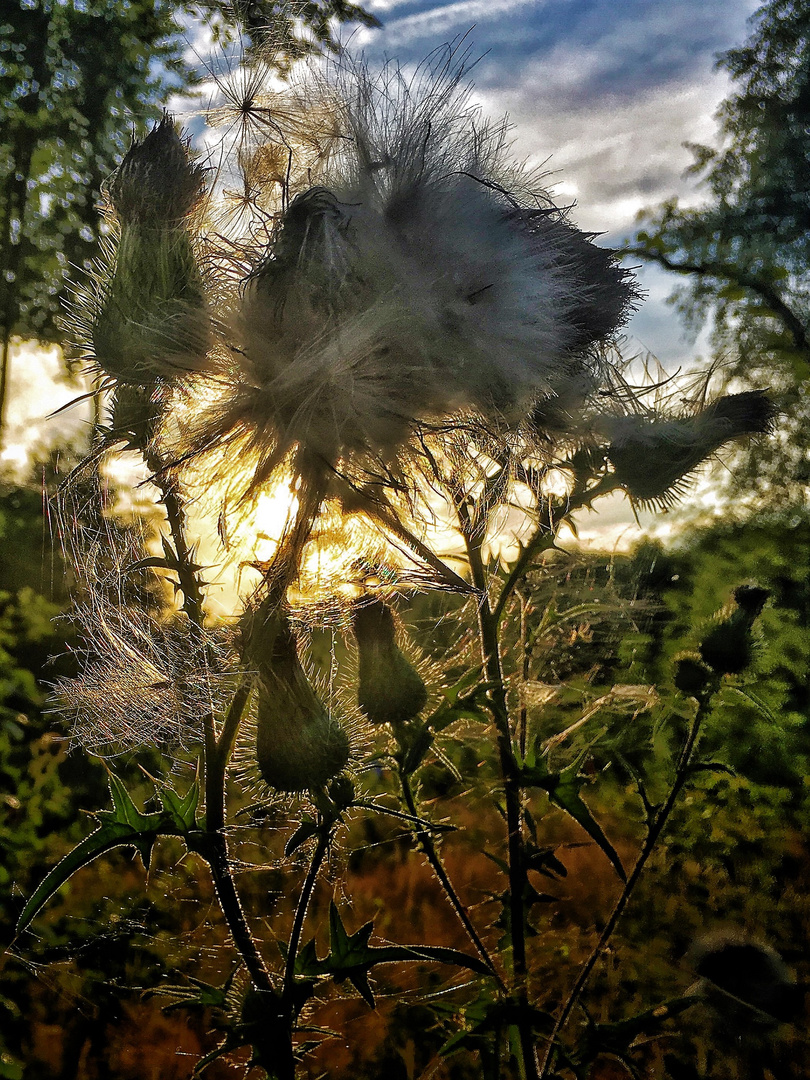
[483,850,510,874]
[124,555,178,574]
[106,770,160,831]
[161,971,236,1013]
[686,761,736,778]
[294,903,493,1006]
[157,777,200,830]
[575,997,695,1066]
[526,845,567,879]
[728,686,780,724]
[18,772,196,933]
[546,759,626,882]
[440,666,485,706]
[161,534,179,564]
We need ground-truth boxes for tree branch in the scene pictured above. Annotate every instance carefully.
[625,245,810,355]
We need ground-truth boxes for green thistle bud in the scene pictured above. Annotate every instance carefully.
[698,584,770,676]
[252,612,349,793]
[92,116,211,384]
[352,598,427,725]
[673,653,714,698]
[108,114,206,226]
[604,391,776,508]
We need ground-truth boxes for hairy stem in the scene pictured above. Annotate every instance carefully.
[493,477,619,627]
[399,768,505,990]
[206,679,252,833]
[538,690,714,1077]
[458,500,539,1080]
[142,448,275,999]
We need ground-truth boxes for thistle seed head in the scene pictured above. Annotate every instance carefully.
[603,390,776,507]
[192,49,639,491]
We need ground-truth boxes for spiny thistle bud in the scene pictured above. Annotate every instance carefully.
[603,391,776,507]
[352,598,427,725]
[108,115,206,225]
[250,611,349,792]
[92,115,211,385]
[673,652,714,698]
[698,584,770,676]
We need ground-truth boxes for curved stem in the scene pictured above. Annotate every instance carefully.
[399,768,505,991]
[201,829,275,993]
[493,477,619,627]
[538,690,714,1077]
[206,679,252,834]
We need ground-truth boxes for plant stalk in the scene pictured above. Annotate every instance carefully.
[538,690,713,1077]
[283,825,331,1003]
[458,501,539,1080]
[399,768,505,990]
[143,446,275,998]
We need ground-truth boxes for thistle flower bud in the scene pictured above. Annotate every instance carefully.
[92,116,211,384]
[698,584,770,676]
[673,653,714,698]
[108,114,206,226]
[251,611,349,792]
[111,384,161,446]
[352,598,427,725]
[603,391,776,507]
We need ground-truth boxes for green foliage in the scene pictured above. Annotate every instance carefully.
[293,901,492,1007]
[0,0,378,350]
[518,745,626,882]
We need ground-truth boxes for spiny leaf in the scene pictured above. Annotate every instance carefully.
[294,902,493,1006]
[574,997,696,1066]
[686,761,736,778]
[520,752,626,881]
[16,819,155,934]
[285,820,319,857]
[161,970,238,1013]
[17,772,197,934]
[157,775,200,830]
[526,844,568,879]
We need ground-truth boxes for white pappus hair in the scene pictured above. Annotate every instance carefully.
[205,46,638,476]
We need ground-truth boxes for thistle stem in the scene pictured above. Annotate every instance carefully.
[458,501,539,1080]
[538,690,713,1078]
[493,477,619,627]
[142,447,275,999]
[399,768,504,990]
[283,824,331,1004]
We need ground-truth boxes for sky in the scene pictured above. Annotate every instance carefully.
[348,0,761,364]
[5,0,763,543]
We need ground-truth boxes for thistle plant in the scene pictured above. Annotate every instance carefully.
[14,44,780,1080]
